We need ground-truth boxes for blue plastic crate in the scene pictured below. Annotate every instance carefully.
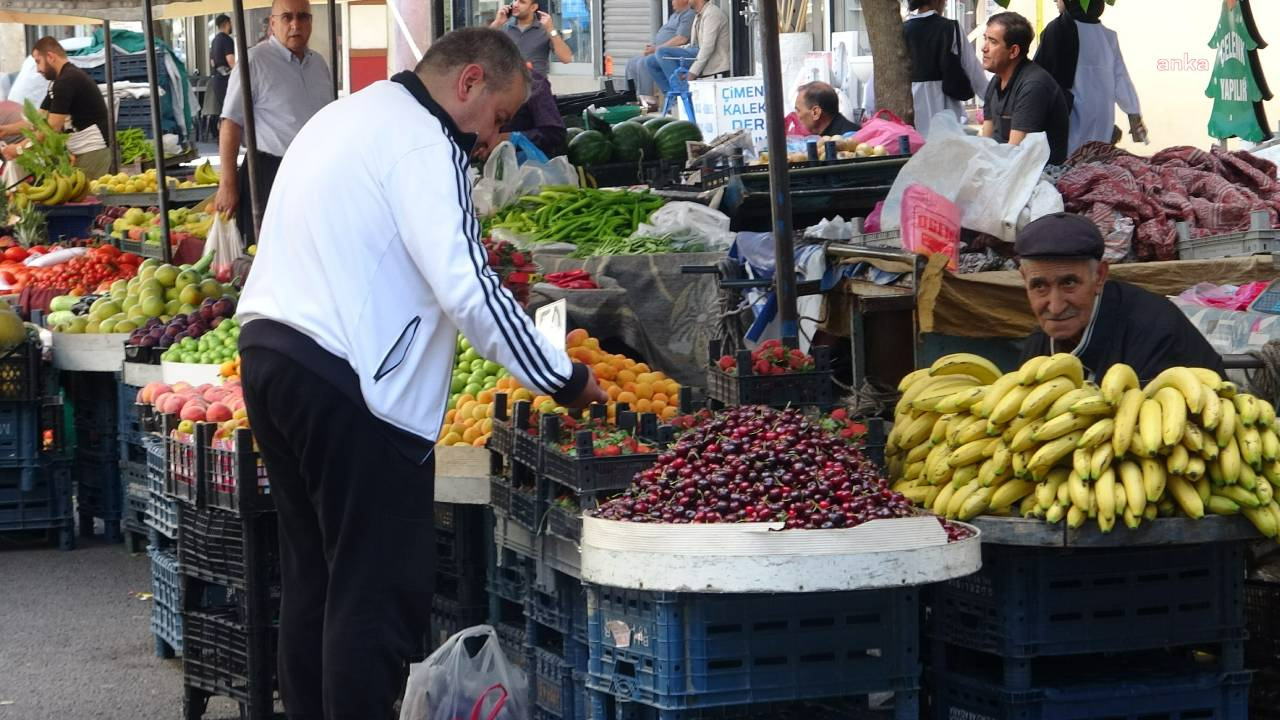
[429,594,487,652]
[927,668,1250,720]
[530,566,589,643]
[38,203,102,242]
[0,401,48,465]
[144,435,177,540]
[84,49,166,83]
[510,485,541,532]
[929,542,1246,659]
[535,647,587,720]
[586,688,905,719]
[116,381,146,463]
[74,454,122,518]
[497,621,529,673]
[489,547,532,605]
[587,585,919,711]
[149,545,184,657]
[0,460,74,549]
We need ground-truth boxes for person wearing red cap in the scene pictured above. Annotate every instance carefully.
[1015,213,1224,383]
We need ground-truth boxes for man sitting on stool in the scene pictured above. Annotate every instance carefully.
[643,0,729,101]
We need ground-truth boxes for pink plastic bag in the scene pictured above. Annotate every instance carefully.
[900,184,960,271]
[851,110,925,155]
[784,112,809,138]
[865,201,884,234]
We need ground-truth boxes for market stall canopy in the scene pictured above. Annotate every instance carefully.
[0,0,301,22]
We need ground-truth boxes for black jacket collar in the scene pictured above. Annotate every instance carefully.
[391,70,477,157]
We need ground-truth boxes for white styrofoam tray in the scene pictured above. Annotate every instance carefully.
[581,514,981,593]
[433,445,490,505]
[51,332,128,371]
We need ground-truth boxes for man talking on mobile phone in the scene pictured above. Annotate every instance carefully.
[490,0,573,76]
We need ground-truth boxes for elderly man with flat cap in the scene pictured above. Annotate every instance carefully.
[1016,213,1224,383]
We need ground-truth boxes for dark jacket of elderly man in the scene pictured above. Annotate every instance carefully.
[1016,213,1224,384]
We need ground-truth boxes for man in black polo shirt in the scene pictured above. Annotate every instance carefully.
[0,37,112,178]
[209,14,236,117]
[980,12,1070,166]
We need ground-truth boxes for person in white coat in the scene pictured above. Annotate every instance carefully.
[863,0,988,137]
[1034,0,1147,156]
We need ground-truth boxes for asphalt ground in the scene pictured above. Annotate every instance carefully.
[0,528,241,720]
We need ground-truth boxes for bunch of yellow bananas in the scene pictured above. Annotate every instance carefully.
[192,161,220,186]
[10,168,91,209]
[887,353,1280,540]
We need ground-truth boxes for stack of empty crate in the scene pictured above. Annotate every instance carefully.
[0,340,70,550]
[64,371,123,543]
[165,418,280,719]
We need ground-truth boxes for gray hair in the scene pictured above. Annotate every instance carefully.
[416,28,531,94]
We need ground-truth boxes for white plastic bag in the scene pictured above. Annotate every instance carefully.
[880,112,1061,243]
[473,141,578,219]
[399,624,528,720]
[629,201,735,252]
[204,213,242,283]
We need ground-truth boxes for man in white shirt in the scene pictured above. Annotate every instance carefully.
[236,27,605,718]
[214,0,332,243]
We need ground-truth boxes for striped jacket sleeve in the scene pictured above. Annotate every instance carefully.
[388,139,579,398]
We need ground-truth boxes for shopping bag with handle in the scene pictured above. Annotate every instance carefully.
[399,625,527,720]
[203,213,243,283]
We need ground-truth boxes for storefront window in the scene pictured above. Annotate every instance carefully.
[549,0,595,65]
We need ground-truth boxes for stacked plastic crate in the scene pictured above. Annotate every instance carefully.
[64,371,123,542]
[116,377,150,551]
[924,542,1252,718]
[0,340,71,550]
[166,420,280,719]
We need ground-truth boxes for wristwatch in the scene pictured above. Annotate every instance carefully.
[550,29,560,37]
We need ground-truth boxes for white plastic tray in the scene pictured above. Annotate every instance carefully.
[160,361,224,387]
[122,361,163,387]
[581,514,981,593]
[433,445,490,505]
[51,333,128,371]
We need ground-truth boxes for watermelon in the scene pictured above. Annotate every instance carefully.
[566,127,585,142]
[568,130,614,167]
[643,116,677,135]
[610,122,657,162]
[653,120,703,163]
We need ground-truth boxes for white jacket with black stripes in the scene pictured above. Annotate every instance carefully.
[237,73,580,444]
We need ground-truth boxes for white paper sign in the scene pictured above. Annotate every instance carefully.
[536,299,567,351]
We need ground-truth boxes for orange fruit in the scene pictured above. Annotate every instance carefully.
[593,363,617,381]
[616,370,636,384]
[661,406,678,420]
[441,431,463,446]
[634,363,650,374]
[650,399,667,414]
[652,393,669,405]
[607,385,622,401]
[477,389,495,404]
[472,436,488,447]
[617,391,638,405]
[634,383,653,400]
[462,426,481,443]
[634,399,652,413]
[567,328,589,347]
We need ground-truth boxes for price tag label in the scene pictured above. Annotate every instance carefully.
[535,299,567,352]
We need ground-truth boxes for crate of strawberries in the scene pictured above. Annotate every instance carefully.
[539,408,669,496]
[483,238,537,306]
[707,339,835,409]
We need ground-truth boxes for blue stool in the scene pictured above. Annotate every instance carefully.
[660,58,697,124]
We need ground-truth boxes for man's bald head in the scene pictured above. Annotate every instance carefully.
[271,0,314,57]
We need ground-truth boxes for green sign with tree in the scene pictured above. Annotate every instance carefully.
[1206,0,1273,142]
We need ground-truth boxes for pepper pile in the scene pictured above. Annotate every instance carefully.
[483,186,664,248]
[716,339,816,376]
[543,269,599,290]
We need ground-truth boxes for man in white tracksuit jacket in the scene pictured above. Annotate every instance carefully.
[236,28,605,719]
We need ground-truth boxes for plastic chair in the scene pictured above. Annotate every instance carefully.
[660,57,697,124]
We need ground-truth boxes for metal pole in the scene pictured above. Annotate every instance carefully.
[231,0,263,241]
[757,0,799,344]
[141,0,173,263]
[103,20,118,175]
[328,0,340,99]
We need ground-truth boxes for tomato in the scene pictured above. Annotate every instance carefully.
[3,247,28,262]
[27,245,47,256]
